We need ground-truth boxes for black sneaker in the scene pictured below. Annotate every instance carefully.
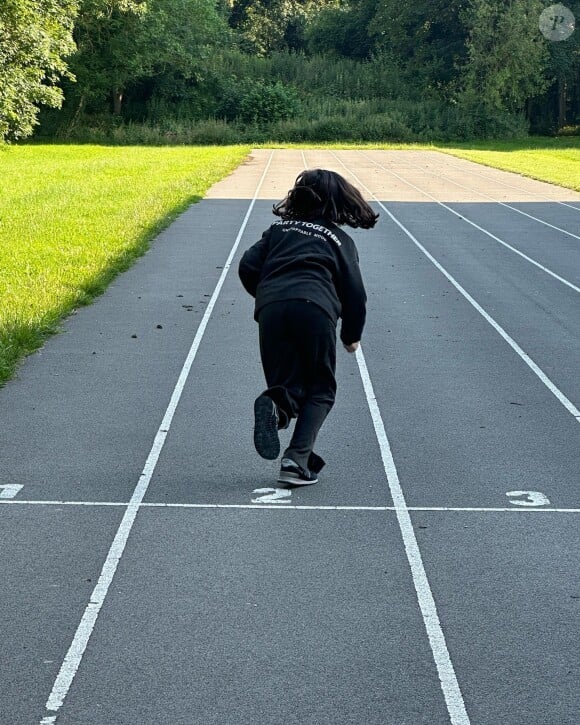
[253,395,280,460]
[277,458,318,486]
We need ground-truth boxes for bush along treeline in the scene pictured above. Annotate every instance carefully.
[1,0,579,144]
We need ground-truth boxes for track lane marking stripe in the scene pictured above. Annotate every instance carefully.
[40,150,275,720]
[331,151,580,424]
[395,151,580,239]
[355,346,471,724]
[361,151,580,293]
[302,150,471,724]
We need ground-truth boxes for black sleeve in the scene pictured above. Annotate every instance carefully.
[336,237,367,345]
[238,228,271,298]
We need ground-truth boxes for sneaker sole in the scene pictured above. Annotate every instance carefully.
[277,471,318,486]
[253,396,280,460]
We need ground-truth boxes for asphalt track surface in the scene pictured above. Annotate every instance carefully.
[1,150,579,725]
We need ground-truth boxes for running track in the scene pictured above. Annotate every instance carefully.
[1,150,579,724]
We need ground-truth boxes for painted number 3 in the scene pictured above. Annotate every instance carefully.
[506,490,550,507]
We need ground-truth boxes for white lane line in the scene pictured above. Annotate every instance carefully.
[40,150,275,722]
[332,151,580,424]
[3,500,580,512]
[400,153,580,238]
[0,500,127,506]
[405,507,580,513]
[434,152,580,213]
[360,151,580,294]
[356,346,470,724]
[313,144,469,723]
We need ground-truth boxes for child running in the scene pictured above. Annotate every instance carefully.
[238,168,378,486]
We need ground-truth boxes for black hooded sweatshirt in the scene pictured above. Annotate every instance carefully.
[238,218,367,345]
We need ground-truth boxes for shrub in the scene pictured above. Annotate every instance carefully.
[217,79,301,124]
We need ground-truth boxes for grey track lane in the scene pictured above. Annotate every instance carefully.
[0,197,253,724]
[438,200,580,249]
[378,199,579,391]
[357,201,580,508]
[389,196,580,284]
[2,149,580,724]
[409,511,580,725]
[303,149,580,506]
[405,151,580,234]
[415,200,580,281]
[0,507,124,724]
[142,200,391,508]
[56,509,449,725]
[0,199,250,502]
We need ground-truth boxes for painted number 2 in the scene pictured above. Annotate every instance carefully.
[251,488,291,504]
[0,485,23,499]
[506,490,550,507]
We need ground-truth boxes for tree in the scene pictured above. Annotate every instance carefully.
[69,0,147,117]
[305,0,377,59]
[459,0,549,115]
[369,0,469,97]
[68,0,228,117]
[542,0,580,129]
[229,0,337,55]
[0,0,78,141]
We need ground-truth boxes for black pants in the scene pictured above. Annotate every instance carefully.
[258,299,337,473]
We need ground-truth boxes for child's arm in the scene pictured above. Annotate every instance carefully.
[238,229,271,297]
[337,239,367,347]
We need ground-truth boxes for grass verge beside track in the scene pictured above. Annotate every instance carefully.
[435,138,580,192]
[0,144,249,386]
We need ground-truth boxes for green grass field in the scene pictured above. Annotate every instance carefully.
[0,144,249,386]
[0,139,577,386]
[436,137,580,192]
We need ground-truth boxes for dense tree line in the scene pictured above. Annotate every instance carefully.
[0,0,578,142]
[0,0,77,140]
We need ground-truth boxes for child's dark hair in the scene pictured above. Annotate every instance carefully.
[273,169,379,229]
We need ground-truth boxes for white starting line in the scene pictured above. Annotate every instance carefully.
[2,499,580,513]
